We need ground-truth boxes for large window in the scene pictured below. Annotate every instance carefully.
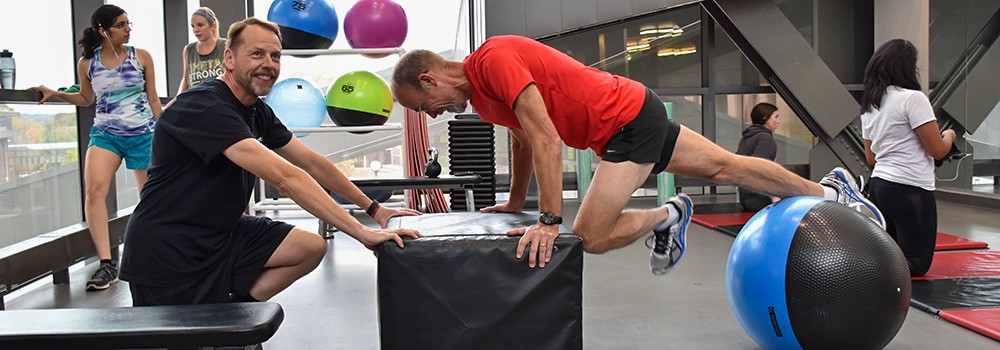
[715,22,765,88]
[0,1,81,247]
[929,0,1000,192]
[535,6,704,182]
[535,4,818,197]
[544,6,703,90]
[715,94,811,165]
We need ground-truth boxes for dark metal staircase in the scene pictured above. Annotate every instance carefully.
[702,0,871,180]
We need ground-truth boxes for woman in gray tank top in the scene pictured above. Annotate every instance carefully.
[177,7,227,93]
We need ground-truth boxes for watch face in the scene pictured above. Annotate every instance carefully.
[540,212,562,225]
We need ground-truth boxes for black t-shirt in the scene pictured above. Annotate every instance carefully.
[121,79,292,286]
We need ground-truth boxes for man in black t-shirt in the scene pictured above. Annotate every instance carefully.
[121,18,422,306]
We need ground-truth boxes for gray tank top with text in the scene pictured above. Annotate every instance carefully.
[184,38,226,87]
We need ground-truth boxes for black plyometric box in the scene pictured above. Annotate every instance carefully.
[378,212,583,350]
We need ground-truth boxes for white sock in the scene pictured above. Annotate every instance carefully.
[654,203,681,232]
[822,185,838,200]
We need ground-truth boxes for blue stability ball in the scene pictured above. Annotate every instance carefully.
[267,0,338,50]
[265,78,327,137]
[726,197,910,350]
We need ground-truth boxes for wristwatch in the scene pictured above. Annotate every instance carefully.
[539,212,563,225]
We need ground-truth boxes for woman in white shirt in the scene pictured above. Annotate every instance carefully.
[860,39,956,277]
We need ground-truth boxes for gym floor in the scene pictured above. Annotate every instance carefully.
[6,195,1000,349]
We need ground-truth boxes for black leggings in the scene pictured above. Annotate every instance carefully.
[867,177,937,277]
[739,191,771,212]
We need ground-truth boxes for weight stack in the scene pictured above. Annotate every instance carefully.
[448,114,496,211]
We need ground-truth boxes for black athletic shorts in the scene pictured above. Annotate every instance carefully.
[601,88,681,174]
[129,215,294,306]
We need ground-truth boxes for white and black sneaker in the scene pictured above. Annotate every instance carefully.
[820,167,886,229]
[648,194,693,276]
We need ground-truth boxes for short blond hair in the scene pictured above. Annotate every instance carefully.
[226,17,281,51]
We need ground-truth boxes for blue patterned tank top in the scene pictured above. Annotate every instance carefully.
[89,45,155,136]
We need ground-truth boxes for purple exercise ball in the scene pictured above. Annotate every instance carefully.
[344,0,408,58]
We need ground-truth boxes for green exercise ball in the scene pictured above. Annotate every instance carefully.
[326,70,392,133]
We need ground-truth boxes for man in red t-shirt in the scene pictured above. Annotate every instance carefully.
[391,35,884,275]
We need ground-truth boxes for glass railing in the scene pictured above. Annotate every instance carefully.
[0,96,82,248]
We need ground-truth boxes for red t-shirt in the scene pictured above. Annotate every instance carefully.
[463,35,646,156]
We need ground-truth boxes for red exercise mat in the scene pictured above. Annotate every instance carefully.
[936,232,989,251]
[939,308,1000,341]
[914,251,1000,280]
[691,212,756,229]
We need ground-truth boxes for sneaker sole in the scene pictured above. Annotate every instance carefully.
[86,278,119,291]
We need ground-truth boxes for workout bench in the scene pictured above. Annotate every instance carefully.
[0,207,132,310]
[0,302,284,349]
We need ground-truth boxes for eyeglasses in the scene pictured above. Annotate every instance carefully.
[112,21,133,29]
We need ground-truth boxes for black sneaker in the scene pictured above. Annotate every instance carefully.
[86,262,119,291]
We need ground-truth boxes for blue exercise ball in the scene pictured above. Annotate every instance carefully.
[265,78,326,138]
[267,0,338,52]
[726,196,910,350]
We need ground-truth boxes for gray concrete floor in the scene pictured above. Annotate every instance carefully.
[6,195,1000,349]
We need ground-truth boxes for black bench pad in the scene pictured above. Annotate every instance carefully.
[380,213,582,349]
[0,302,283,349]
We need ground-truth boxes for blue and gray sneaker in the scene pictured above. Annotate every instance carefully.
[649,193,693,276]
[820,167,886,229]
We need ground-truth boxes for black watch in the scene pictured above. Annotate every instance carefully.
[539,212,563,225]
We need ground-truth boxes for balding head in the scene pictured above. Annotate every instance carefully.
[392,49,446,93]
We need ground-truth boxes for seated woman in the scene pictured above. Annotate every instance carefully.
[736,102,782,211]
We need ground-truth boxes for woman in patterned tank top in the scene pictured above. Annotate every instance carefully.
[30,4,161,291]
